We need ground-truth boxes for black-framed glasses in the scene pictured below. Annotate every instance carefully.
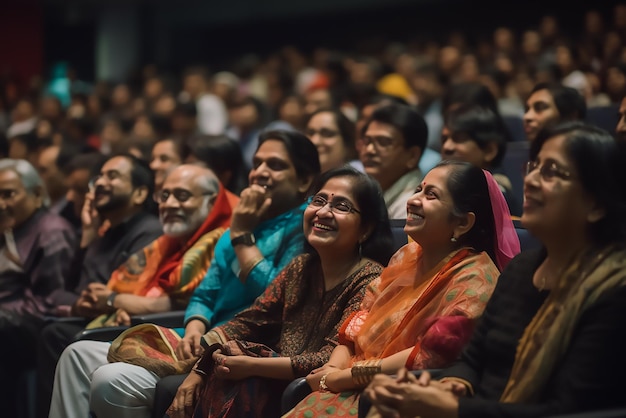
[308,195,361,215]
[361,135,396,149]
[155,188,215,203]
[525,160,574,181]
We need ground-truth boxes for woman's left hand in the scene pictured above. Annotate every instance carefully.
[212,349,252,380]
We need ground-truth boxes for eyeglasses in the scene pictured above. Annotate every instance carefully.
[155,188,215,203]
[308,195,361,215]
[305,128,339,139]
[361,135,396,149]
[525,160,574,181]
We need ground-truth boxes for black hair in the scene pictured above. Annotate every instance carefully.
[9,132,39,152]
[530,122,626,244]
[443,82,499,115]
[257,130,321,188]
[153,137,187,161]
[63,152,107,177]
[530,82,586,121]
[364,104,428,151]
[305,108,358,162]
[186,134,248,195]
[306,166,394,266]
[444,104,508,168]
[111,153,156,213]
[174,101,197,118]
[436,161,497,265]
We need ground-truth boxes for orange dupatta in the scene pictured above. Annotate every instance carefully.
[341,242,498,366]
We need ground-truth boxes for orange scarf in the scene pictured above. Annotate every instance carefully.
[107,184,236,298]
[341,243,498,364]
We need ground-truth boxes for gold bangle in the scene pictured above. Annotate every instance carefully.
[239,256,264,281]
[351,359,382,387]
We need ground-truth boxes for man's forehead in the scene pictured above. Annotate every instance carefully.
[0,169,24,187]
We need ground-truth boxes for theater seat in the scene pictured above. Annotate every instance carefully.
[389,219,408,253]
[514,219,541,252]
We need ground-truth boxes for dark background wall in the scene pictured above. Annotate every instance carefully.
[4,0,625,84]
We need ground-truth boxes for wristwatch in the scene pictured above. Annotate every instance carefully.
[231,232,256,247]
[106,292,118,308]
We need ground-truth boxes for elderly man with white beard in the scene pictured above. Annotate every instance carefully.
[37,164,237,418]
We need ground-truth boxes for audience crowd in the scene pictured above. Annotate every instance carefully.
[0,4,626,418]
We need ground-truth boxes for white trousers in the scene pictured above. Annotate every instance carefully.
[48,340,160,418]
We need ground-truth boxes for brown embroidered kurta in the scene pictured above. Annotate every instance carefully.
[214,253,383,376]
[197,253,383,418]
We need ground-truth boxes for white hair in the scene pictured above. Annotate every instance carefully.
[0,159,50,207]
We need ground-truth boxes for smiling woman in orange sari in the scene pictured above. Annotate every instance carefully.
[285,161,520,417]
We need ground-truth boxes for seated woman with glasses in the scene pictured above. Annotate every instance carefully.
[305,108,358,173]
[164,166,395,418]
[364,123,626,418]
[285,160,520,417]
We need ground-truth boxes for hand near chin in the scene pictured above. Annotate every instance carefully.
[230,185,272,234]
[80,192,101,247]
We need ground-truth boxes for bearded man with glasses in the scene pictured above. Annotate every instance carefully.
[37,163,236,418]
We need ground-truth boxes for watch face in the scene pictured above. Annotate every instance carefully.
[232,233,255,246]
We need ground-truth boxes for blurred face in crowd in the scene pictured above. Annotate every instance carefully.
[183,74,206,99]
[360,120,420,191]
[11,100,35,123]
[0,169,42,229]
[523,89,560,142]
[441,127,497,169]
[65,168,91,217]
[305,111,348,173]
[158,165,215,239]
[40,97,62,121]
[111,84,131,108]
[304,89,332,116]
[37,146,66,202]
[279,96,305,129]
[150,139,182,191]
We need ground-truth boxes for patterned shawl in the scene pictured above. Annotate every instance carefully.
[340,243,499,369]
[501,244,626,402]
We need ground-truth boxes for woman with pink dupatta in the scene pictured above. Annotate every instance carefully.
[285,161,519,417]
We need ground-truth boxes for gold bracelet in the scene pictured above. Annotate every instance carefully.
[351,359,382,387]
[239,256,264,281]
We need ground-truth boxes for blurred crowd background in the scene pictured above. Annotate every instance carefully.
[1,0,626,159]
